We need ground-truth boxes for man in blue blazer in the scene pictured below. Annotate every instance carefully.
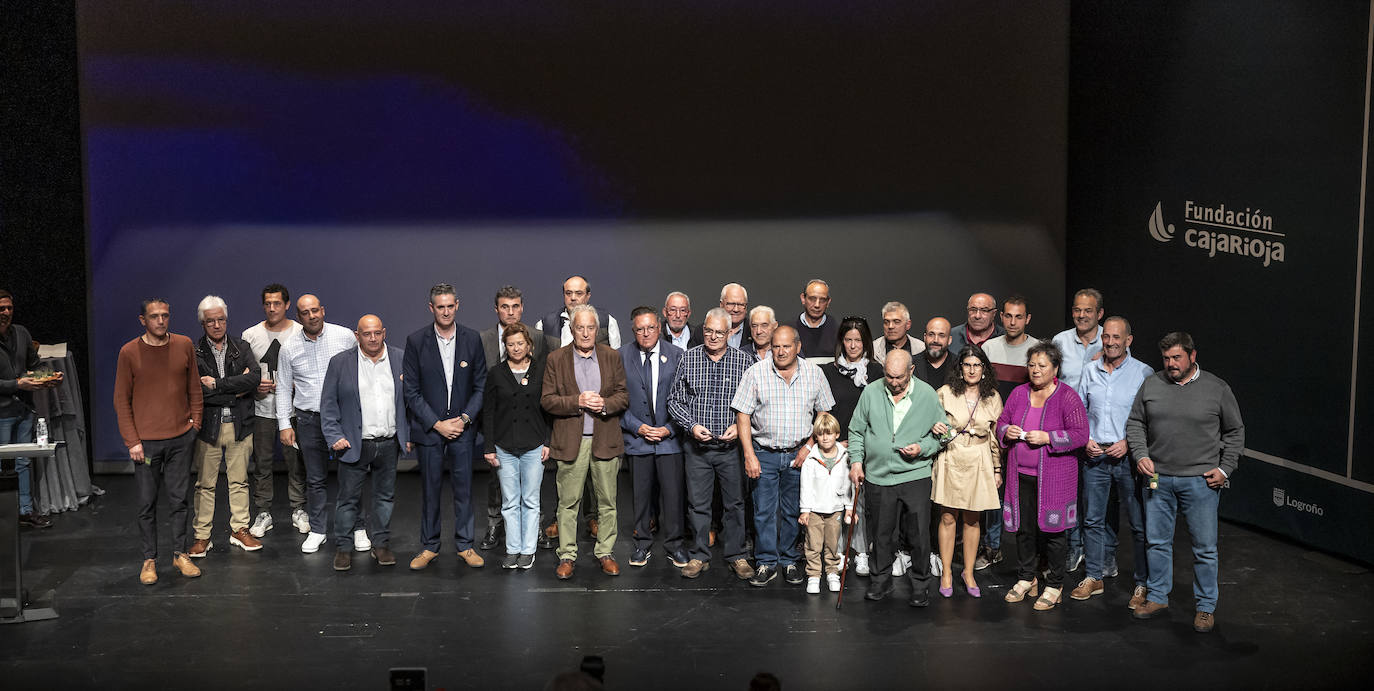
[403,284,487,570]
[619,306,688,568]
[320,314,410,571]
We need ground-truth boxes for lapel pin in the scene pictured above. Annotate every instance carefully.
[460,360,468,368]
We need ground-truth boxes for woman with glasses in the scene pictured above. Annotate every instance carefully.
[995,341,1089,610]
[818,316,883,574]
[929,345,1003,597]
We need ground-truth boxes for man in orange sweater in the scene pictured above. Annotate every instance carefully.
[113,298,204,585]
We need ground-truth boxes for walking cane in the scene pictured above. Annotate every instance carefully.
[836,479,863,610]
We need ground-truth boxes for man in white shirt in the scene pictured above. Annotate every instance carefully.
[275,294,358,554]
[240,284,305,538]
[320,315,410,571]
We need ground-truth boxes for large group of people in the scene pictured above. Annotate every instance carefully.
[49,276,1244,634]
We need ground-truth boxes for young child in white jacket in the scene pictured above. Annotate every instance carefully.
[798,412,854,594]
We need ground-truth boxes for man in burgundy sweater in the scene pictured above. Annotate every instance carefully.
[114,298,204,585]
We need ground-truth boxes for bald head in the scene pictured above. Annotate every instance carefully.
[355,314,387,358]
[923,316,952,361]
[296,294,324,335]
[884,348,913,374]
[771,325,800,368]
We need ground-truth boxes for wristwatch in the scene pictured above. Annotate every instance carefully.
[459,413,472,425]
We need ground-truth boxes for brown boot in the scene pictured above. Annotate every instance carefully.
[1070,577,1104,600]
[173,552,202,578]
[139,559,158,585]
[230,528,263,552]
[187,538,212,558]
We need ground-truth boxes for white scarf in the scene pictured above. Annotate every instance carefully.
[835,356,869,388]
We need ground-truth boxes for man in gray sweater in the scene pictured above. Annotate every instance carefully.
[1126,331,1243,634]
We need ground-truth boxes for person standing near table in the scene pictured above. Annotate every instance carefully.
[320,314,410,571]
[404,283,488,571]
[275,294,358,555]
[240,283,305,538]
[733,326,835,587]
[188,296,261,558]
[114,298,203,584]
[0,289,62,528]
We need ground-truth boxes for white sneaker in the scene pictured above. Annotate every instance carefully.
[929,552,942,577]
[301,531,327,554]
[291,509,310,534]
[892,550,911,577]
[806,576,821,594]
[249,512,273,538]
[826,573,841,592]
[855,552,871,576]
[354,529,372,552]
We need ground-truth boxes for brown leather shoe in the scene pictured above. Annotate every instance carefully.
[588,518,600,539]
[556,559,575,580]
[731,558,755,580]
[372,546,397,566]
[458,548,485,568]
[188,538,212,558]
[333,550,352,571]
[682,559,709,579]
[545,523,559,539]
[1128,585,1148,610]
[230,528,263,552]
[1193,611,1215,633]
[599,556,620,576]
[173,552,202,578]
[1070,577,1104,600]
[1133,600,1169,619]
[410,549,440,571]
[139,559,158,585]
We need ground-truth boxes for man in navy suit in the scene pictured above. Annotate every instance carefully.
[403,284,487,570]
[620,306,688,567]
[320,314,410,571]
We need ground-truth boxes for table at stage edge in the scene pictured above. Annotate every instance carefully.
[0,442,61,623]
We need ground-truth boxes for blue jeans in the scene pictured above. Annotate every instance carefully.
[751,445,801,567]
[983,507,1002,550]
[0,415,34,514]
[1082,455,1143,583]
[495,445,544,555]
[1144,474,1220,613]
[333,437,399,550]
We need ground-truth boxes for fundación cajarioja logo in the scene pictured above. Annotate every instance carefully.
[1148,201,1285,267]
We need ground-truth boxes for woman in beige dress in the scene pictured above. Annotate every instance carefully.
[930,345,1003,597]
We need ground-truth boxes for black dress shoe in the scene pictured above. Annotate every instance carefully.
[908,591,931,607]
[19,513,53,529]
[479,525,500,551]
[537,532,555,550]
[865,580,895,601]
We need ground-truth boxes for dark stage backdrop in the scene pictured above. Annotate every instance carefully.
[75,2,1069,463]
[1069,2,1374,562]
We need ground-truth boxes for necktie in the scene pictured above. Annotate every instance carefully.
[642,350,655,422]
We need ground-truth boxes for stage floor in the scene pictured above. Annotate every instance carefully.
[4,471,1372,689]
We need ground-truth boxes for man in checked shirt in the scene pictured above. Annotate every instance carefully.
[667,308,758,580]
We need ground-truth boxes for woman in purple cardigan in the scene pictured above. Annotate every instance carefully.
[995,341,1089,611]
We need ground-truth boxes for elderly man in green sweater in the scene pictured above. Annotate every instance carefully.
[847,349,945,606]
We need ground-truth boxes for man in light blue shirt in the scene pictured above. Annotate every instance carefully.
[1071,316,1153,608]
[1051,287,1104,572]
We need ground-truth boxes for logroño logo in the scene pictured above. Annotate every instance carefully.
[1273,486,1324,516]
[1148,200,1285,267]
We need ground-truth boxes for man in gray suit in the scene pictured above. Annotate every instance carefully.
[320,314,410,571]
[477,285,559,550]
